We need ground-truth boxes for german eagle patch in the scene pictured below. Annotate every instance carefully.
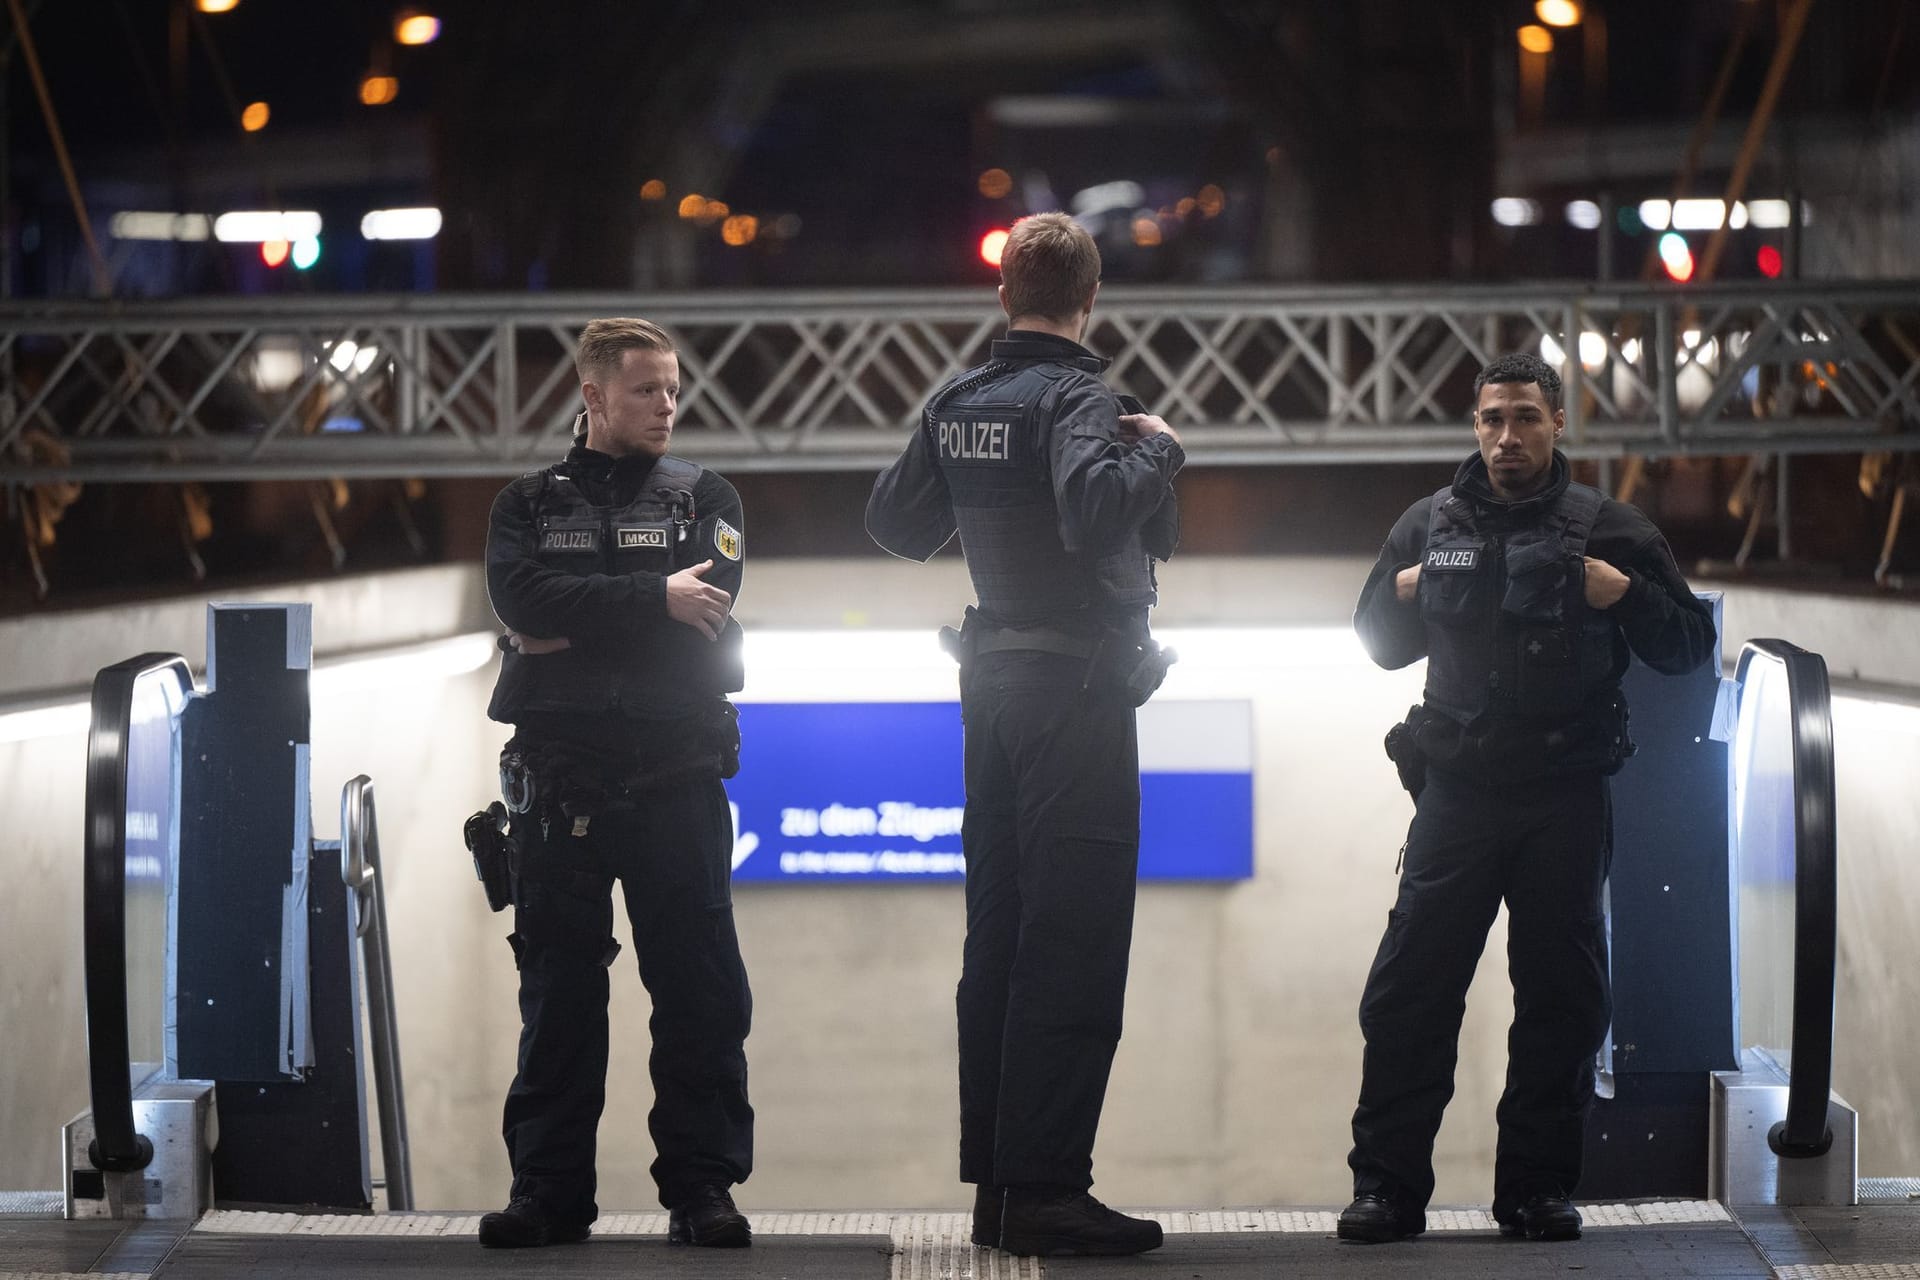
[713,518,742,561]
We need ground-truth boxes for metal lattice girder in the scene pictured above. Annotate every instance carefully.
[0,282,1917,483]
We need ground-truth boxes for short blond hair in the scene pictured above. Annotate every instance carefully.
[575,317,675,384]
[1001,212,1100,323]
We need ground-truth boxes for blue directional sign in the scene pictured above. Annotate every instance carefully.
[727,699,1253,882]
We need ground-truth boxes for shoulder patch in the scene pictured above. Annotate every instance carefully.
[713,518,742,561]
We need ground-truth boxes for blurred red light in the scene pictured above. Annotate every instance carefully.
[261,239,290,268]
[979,228,1009,268]
[1757,245,1783,278]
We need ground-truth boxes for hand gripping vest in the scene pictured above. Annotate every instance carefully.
[1416,480,1616,725]
[488,455,744,725]
[924,360,1157,626]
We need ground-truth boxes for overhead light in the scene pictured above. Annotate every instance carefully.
[1565,199,1602,230]
[195,0,239,12]
[1747,199,1796,228]
[1671,198,1731,230]
[110,212,212,242]
[215,210,322,243]
[241,101,270,133]
[393,10,441,45]
[359,74,399,107]
[1638,199,1672,231]
[1535,0,1582,25]
[359,206,442,240]
[1517,24,1554,54]
[1069,180,1144,218]
[977,168,1014,199]
[1491,197,1542,227]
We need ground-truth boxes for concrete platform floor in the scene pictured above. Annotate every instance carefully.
[4,1200,1920,1279]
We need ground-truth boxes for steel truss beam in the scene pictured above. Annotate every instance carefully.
[1,283,1916,483]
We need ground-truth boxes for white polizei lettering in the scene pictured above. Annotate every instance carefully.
[1427,549,1477,568]
[938,419,1011,461]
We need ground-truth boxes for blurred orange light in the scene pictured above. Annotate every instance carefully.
[260,239,290,268]
[1131,217,1163,248]
[721,215,760,247]
[678,194,706,219]
[394,11,441,45]
[1517,24,1554,54]
[359,75,399,106]
[639,179,667,201]
[704,200,730,221]
[196,0,240,12]
[241,101,270,132]
[979,228,1010,268]
[1196,184,1225,218]
[1174,197,1196,219]
[1534,0,1582,25]
[977,168,1013,199]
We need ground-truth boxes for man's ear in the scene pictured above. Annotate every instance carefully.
[997,284,1013,318]
[1553,407,1566,437]
[581,379,604,416]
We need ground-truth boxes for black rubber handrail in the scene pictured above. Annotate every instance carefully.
[83,652,193,1173]
[1736,639,1838,1158]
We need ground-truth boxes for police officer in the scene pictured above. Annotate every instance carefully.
[1337,351,1716,1245]
[477,318,753,1250]
[866,212,1182,1258]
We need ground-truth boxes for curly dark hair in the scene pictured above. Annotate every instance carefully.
[1472,351,1562,412]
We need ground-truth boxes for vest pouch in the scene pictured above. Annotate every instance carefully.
[1500,537,1578,622]
[1416,544,1485,625]
[610,520,675,574]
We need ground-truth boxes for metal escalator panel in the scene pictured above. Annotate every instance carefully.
[1730,640,1838,1157]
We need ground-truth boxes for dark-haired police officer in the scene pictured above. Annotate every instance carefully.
[1338,351,1716,1245]
[477,317,753,1251]
[867,212,1181,1258]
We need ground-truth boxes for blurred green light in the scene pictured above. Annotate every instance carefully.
[1617,205,1644,233]
[292,236,321,270]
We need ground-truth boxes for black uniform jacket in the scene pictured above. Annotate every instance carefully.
[865,329,1183,630]
[1357,451,1717,770]
[485,443,744,758]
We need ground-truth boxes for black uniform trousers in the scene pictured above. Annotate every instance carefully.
[956,650,1142,1192]
[1348,765,1612,1220]
[502,774,753,1223]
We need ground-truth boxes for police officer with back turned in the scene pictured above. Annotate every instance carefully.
[866,212,1182,1258]
[1337,351,1716,1245]
[476,318,754,1250]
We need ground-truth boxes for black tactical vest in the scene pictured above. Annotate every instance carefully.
[1417,480,1617,725]
[487,455,744,726]
[925,357,1158,628]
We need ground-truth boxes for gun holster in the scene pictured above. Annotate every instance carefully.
[463,801,515,913]
[1384,706,1430,800]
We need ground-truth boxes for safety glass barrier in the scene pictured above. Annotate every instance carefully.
[83,653,194,1173]
[1730,639,1838,1157]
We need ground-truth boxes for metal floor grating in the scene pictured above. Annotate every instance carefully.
[0,1190,64,1217]
[1861,1179,1920,1204]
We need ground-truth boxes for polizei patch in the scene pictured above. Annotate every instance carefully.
[713,518,742,561]
[1424,547,1479,571]
[616,526,668,550]
[937,417,1014,465]
[540,528,598,552]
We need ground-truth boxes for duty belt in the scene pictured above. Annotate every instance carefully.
[968,626,1100,660]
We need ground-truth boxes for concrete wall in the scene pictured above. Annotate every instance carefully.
[2,559,1916,1212]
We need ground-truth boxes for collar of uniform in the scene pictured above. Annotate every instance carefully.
[990,329,1109,372]
[562,442,661,486]
[1450,448,1571,519]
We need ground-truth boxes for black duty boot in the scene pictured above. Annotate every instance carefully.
[477,1197,590,1248]
[998,1187,1163,1257]
[970,1184,1003,1247]
[1336,1193,1426,1243]
[668,1184,752,1248]
[1501,1192,1582,1241]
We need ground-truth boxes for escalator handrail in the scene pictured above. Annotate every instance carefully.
[1735,639,1838,1157]
[341,775,413,1210]
[83,652,194,1172]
